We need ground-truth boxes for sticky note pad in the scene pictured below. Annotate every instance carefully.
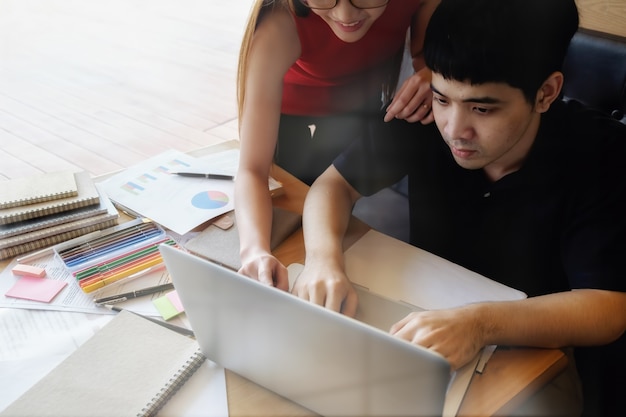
[5,276,67,303]
[153,290,185,320]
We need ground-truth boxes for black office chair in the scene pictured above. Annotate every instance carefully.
[561,28,626,417]
[561,28,626,124]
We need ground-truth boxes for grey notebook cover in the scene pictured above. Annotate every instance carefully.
[184,207,302,270]
[0,310,205,417]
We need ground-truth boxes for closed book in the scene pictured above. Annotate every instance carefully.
[0,170,78,209]
[0,171,100,225]
[0,216,119,260]
[0,185,113,239]
[0,310,206,417]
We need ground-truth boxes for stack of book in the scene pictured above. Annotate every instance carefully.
[0,171,119,260]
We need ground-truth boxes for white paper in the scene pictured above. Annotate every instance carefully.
[0,253,171,316]
[159,360,228,417]
[0,308,112,361]
[0,309,111,411]
[99,150,236,235]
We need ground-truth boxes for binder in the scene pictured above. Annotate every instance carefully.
[0,310,206,417]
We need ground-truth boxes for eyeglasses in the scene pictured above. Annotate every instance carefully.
[299,0,389,10]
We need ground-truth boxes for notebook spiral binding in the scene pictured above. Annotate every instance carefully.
[138,349,207,417]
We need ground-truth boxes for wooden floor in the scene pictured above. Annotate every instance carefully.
[0,0,254,180]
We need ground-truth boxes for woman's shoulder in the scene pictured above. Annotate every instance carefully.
[257,4,297,33]
[254,4,299,55]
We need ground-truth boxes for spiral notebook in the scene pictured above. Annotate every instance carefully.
[0,171,100,225]
[0,310,206,417]
[0,170,78,209]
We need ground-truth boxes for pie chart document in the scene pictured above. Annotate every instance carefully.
[99,150,236,235]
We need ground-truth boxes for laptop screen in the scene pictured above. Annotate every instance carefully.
[160,244,450,417]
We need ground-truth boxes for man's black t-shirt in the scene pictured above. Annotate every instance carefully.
[333,100,626,415]
[335,100,626,296]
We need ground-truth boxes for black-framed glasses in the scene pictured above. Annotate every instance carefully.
[299,0,390,10]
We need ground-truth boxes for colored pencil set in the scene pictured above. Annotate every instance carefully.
[54,218,177,293]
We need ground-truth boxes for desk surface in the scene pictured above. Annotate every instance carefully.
[0,143,567,417]
[233,163,567,417]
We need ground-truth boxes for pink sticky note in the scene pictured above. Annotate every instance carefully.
[153,290,185,320]
[167,290,184,312]
[5,276,67,303]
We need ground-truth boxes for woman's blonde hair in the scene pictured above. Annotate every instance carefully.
[236,0,404,126]
[237,1,306,125]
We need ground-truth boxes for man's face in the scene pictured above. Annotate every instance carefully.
[430,73,540,181]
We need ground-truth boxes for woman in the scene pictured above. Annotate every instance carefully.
[235,0,439,288]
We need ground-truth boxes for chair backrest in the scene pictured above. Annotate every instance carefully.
[562,29,626,416]
[561,29,626,124]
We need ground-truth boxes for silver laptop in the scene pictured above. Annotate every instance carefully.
[160,244,450,417]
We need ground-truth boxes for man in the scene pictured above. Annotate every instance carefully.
[293,0,626,415]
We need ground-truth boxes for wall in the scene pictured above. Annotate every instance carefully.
[577,0,626,38]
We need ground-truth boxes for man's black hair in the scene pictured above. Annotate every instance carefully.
[424,0,579,103]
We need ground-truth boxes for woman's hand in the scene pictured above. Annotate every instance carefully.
[384,67,434,124]
[238,252,289,291]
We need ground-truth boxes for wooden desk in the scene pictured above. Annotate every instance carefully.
[0,145,567,416]
[225,164,568,417]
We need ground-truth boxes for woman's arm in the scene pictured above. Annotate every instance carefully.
[295,165,363,316]
[410,0,440,71]
[384,0,440,123]
[235,7,300,289]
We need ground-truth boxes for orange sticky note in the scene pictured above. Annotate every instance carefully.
[5,276,67,303]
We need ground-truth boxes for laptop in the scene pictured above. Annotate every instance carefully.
[160,244,451,417]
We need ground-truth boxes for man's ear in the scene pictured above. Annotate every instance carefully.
[534,71,564,113]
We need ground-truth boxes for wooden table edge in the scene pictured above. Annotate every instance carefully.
[458,347,567,416]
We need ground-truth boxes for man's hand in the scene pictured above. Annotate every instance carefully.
[238,252,289,291]
[390,307,485,370]
[292,264,358,317]
[384,67,434,124]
